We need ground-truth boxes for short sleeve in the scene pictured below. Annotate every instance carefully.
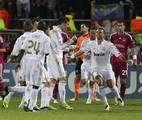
[11,38,21,56]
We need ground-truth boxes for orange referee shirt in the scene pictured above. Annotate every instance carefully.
[76,32,89,60]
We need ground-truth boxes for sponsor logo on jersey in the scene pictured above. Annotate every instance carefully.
[93,52,105,56]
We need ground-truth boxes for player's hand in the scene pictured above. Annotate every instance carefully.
[19,81,26,86]
[71,35,77,42]
[53,26,59,32]
[126,59,133,65]
[15,63,21,72]
[132,59,137,69]
[133,59,137,65]
[70,54,75,59]
[7,58,11,63]
[44,81,51,87]
[69,45,77,50]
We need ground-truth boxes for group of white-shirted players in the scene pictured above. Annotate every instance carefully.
[3,18,76,112]
[2,18,134,112]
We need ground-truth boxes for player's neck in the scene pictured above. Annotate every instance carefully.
[117,31,125,35]
[97,39,103,44]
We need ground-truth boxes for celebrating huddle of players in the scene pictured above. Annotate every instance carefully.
[2,18,137,112]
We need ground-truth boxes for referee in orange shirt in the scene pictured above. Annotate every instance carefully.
[70,24,89,101]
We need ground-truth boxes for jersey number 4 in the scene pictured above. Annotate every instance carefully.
[27,40,40,55]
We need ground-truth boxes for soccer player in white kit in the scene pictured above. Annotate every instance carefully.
[3,20,33,108]
[71,28,100,104]
[73,27,133,111]
[17,20,50,112]
[48,17,73,110]
[80,29,100,104]
[37,22,57,110]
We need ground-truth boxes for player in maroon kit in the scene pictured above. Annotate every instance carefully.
[0,35,6,99]
[110,21,137,102]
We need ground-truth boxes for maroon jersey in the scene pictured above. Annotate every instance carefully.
[61,32,69,43]
[0,36,4,64]
[110,32,136,62]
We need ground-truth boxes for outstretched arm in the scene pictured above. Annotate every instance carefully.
[7,55,16,63]
[110,43,133,65]
[118,54,133,65]
[70,50,84,59]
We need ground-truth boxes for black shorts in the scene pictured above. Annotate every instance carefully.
[75,58,83,75]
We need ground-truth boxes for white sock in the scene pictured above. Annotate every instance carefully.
[58,81,66,104]
[28,88,38,110]
[99,86,109,106]
[10,86,25,93]
[33,88,40,108]
[87,86,93,100]
[111,85,121,99]
[24,85,32,104]
[4,92,14,102]
[19,94,25,107]
[46,86,55,106]
[41,87,48,108]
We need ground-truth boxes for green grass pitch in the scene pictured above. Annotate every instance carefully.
[0,97,142,120]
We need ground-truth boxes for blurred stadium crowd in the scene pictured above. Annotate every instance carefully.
[0,0,142,63]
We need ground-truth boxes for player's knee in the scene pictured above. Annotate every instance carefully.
[81,79,87,85]
[95,75,103,85]
[58,76,66,81]
[120,78,126,85]
[106,80,113,88]
[75,74,81,80]
[89,81,94,88]
[50,78,57,84]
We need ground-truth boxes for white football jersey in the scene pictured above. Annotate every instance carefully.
[11,32,31,56]
[83,40,121,70]
[50,26,63,58]
[21,30,50,60]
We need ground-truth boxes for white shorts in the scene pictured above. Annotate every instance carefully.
[92,68,116,83]
[24,57,42,86]
[81,61,92,80]
[48,54,66,80]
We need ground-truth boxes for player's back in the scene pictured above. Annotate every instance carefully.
[12,32,31,56]
[22,30,49,60]
[50,29,63,58]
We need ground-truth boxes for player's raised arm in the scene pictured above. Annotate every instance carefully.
[61,35,77,50]
[70,49,84,59]
[70,38,92,59]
